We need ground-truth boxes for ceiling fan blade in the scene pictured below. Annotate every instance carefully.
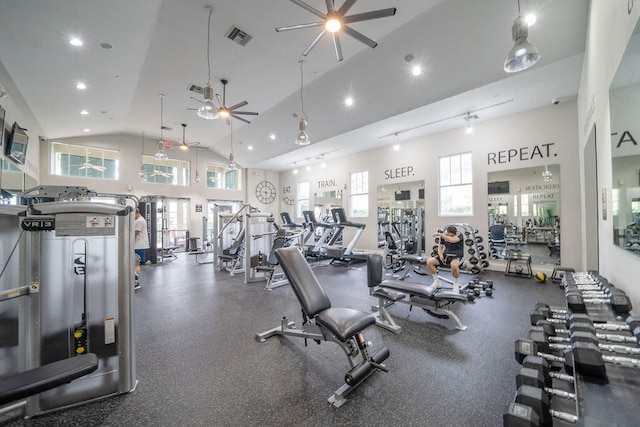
[276,22,323,32]
[332,33,343,62]
[337,0,358,16]
[342,25,377,48]
[289,0,326,19]
[228,101,248,111]
[325,0,334,14]
[302,29,327,56]
[232,115,251,124]
[343,8,397,24]
[187,108,198,111]
[232,110,259,116]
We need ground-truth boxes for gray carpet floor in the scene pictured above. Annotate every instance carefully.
[3,254,568,426]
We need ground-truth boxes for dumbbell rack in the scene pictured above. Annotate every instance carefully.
[452,223,490,275]
[505,271,640,426]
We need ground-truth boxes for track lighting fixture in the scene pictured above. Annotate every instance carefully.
[464,113,479,134]
[154,95,168,161]
[294,61,310,146]
[504,0,541,73]
[193,142,201,183]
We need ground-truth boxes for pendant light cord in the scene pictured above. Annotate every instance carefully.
[205,6,213,85]
[160,94,165,141]
[230,121,234,155]
[299,61,307,121]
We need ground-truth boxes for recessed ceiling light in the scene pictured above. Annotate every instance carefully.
[69,38,83,46]
[293,169,298,175]
[83,128,90,132]
[525,14,537,26]
[76,82,87,90]
[411,66,422,76]
[247,145,253,150]
[345,96,354,106]
[80,110,89,115]
[270,134,276,140]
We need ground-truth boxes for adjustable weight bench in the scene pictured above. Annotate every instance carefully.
[367,253,468,332]
[0,353,99,406]
[256,246,390,408]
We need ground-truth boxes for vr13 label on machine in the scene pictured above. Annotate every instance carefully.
[21,216,55,231]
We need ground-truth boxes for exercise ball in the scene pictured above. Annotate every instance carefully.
[534,272,548,283]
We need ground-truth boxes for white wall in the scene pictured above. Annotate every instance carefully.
[279,101,581,269]
[39,133,245,242]
[578,1,640,314]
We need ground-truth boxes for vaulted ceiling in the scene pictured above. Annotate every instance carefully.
[0,0,588,171]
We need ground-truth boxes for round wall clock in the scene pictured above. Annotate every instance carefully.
[256,180,277,204]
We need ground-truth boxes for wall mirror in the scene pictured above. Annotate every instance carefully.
[610,20,640,256]
[584,126,599,270]
[487,165,561,265]
[313,190,342,222]
[377,180,425,255]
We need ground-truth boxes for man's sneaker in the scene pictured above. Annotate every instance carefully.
[429,281,442,290]
[134,281,141,290]
[452,284,460,293]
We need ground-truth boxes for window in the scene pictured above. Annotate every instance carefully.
[51,142,118,179]
[296,181,309,218]
[439,152,473,216]
[350,171,369,217]
[206,164,242,190]
[142,155,190,186]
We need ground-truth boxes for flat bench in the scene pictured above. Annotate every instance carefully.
[188,250,214,264]
[0,353,99,406]
[367,253,468,331]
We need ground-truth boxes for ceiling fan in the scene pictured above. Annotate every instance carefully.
[189,79,258,125]
[78,162,106,172]
[149,170,174,178]
[276,0,397,61]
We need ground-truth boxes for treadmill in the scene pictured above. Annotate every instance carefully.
[320,207,369,265]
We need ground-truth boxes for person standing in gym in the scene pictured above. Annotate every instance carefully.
[426,226,464,293]
[134,208,150,290]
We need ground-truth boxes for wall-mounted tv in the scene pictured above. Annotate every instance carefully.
[418,188,425,200]
[395,190,410,201]
[488,180,510,195]
[5,122,28,165]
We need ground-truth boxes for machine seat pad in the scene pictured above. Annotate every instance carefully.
[255,265,275,272]
[373,288,406,302]
[0,353,99,405]
[431,290,468,303]
[316,307,375,342]
[398,255,424,264]
[380,279,436,298]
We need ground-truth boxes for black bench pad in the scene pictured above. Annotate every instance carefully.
[398,255,424,264]
[316,308,375,342]
[379,279,467,303]
[0,353,99,405]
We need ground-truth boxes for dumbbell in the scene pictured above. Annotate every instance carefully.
[512,385,579,426]
[521,355,575,388]
[530,307,640,331]
[565,291,632,314]
[529,329,640,358]
[516,367,576,401]
[535,318,640,346]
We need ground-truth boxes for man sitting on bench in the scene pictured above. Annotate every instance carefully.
[426,225,464,293]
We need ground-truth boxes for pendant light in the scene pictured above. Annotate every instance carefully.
[138,132,146,179]
[198,6,218,120]
[504,0,541,73]
[193,142,201,183]
[179,123,189,150]
[227,121,236,170]
[154,95,168,161]
[542,165,552,182]
[294,60,310,146]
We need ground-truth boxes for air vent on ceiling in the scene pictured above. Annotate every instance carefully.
[226,26,253,46]
[188,83,204,94]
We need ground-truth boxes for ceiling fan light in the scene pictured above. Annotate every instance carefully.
[504,15,541,73]
[218,108,230,118]
[325,17,341,33]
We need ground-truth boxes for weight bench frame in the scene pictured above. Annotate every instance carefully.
[256,247,389,408]
[367,254,468,331]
